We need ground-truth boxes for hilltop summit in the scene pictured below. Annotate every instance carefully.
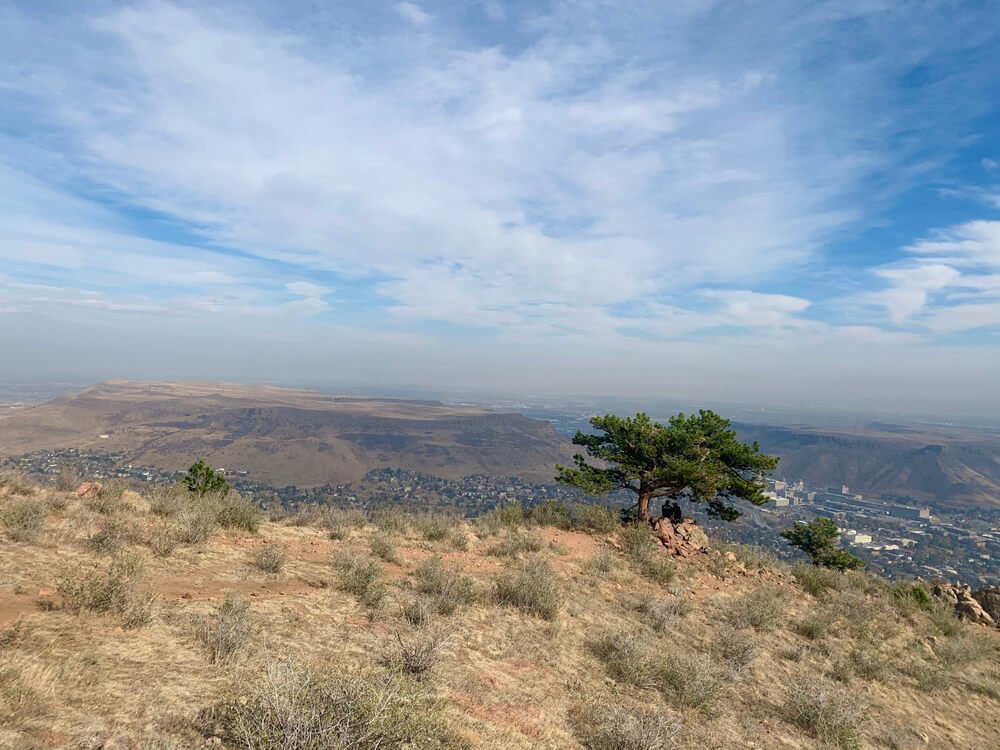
[1,473,998,748]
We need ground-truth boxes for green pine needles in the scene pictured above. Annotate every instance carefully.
[556,411,778,522]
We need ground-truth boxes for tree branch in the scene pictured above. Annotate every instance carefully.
[647,486,684,499]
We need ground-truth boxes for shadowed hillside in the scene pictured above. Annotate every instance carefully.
[1,473,998,749]
[0,381,576,485]
[735,422,1000,510]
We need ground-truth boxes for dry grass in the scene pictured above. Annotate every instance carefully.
[146,522,180,557]
[785,677,866,749]
[0,470,37,496]
[55,551,153,629]
[631,596,691,633]
[333,553,386,614]
[2,472,998,750]
[792,564,844,599]
[380,629,449,679]
[489,529,545,557]
[570,701,684,750]
[724,587,785,631]
[570,503,621,535]
[715,626,758,673]
[86,516,141,554]
[372,507,408,533]
[318,507,367,539]
[250,543,288,574]
[493,558,561,620]
[370,532,402,563]
[412,556,476,615]
[412,512,459,541]
[196,593,252,664]
[206,656,458,749]
[591,633,727,711]
[1,496,46,542]
[401,597,434,627]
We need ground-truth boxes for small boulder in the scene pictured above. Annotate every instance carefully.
[74,482,103,498]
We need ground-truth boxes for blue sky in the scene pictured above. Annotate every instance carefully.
[1,0,1000,415]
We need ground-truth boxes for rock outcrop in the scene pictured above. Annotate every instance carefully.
[931,581,997,627]
[652,517,710,558]
[973,585,1000,624]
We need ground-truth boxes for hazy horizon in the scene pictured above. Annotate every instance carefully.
[3,2,1000,418]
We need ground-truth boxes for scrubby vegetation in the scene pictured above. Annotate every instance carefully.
[493,558,561,620]
[1,473,998,749]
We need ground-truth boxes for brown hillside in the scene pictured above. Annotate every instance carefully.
[0,381,576,485]
[1,473,998,749]
[735,422,1000,510]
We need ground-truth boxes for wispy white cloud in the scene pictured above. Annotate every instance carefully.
[1,1,999,408]
[396,2,432,26]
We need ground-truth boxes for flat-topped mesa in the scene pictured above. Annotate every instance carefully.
[0,381,576,486]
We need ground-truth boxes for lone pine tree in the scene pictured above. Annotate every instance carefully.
[556,411,778,523]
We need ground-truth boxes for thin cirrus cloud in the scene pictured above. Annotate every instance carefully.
[0,0,999,411]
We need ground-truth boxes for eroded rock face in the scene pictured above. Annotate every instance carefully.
[932,581,997,627]
[651,517,709,558]
[972,586,1000,624]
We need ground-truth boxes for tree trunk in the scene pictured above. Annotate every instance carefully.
[637,491,652,523]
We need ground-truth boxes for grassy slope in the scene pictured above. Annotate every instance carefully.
[1,474,998,750]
